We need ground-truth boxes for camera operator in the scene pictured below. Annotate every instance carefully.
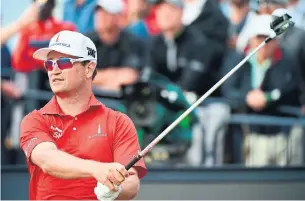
[86,0,147,92]
[146,0,231,166]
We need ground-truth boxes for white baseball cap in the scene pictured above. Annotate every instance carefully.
[95,0,124,14]
[250,14,276,37]
[33,30,97,61]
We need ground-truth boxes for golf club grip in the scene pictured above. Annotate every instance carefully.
[125,155,141,170]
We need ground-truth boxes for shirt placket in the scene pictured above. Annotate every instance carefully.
[72,116,78,131]
[68,115,79,147]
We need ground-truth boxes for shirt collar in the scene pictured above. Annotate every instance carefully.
[40,94,103,115]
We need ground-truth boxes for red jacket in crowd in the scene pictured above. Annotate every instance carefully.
[12,17,76,73]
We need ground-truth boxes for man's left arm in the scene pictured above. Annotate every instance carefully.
[113,112,147,200]
[116,167,140,200]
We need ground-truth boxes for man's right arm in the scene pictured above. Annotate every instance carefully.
[31,142,99,179]
[20,111,100,179]
[20,111,135,194]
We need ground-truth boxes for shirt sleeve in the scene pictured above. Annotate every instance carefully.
[113,112,147,179]
[20,110,55,163]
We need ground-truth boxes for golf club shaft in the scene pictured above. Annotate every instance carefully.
[125,38,270,170]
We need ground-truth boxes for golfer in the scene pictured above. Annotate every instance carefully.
[19,30,147,200]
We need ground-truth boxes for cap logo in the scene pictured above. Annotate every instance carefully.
[55,34,60,42]
[87,47,96,58]
[50,33,71,48]
[50,42,71,48]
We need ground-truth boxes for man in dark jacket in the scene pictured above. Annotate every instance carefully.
[255,0,305,114]
[220,14,300,166]
[86,0,147,91]
[147,0,231,166]
[183,0,229,47]
[182,0,230,70]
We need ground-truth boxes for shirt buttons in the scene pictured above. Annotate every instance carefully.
[73,127,77,131]
[75,117,78,120]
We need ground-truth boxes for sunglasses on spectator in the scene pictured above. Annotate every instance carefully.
[44,58,92,71]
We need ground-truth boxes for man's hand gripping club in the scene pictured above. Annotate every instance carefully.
[93,162,136,200]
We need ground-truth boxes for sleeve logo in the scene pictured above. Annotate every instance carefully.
[24,137,38,157]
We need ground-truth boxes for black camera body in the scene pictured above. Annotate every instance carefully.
[122,82,157,127]
[121,81,189,127]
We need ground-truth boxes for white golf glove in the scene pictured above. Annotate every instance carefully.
[94,182,122,201]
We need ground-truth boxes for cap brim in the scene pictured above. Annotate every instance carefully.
[33,47,54,61]
[33,46,81,60]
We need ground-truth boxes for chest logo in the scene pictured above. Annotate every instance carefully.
[51,126,63,139]
[88,124,107,139]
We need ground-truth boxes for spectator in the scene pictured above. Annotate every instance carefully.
[226,0,258,53]
[125,0,150,39]
[86,0,146,91]
[147,0,231,166]
[63,0,96,34]
[182,0,229,43]
[255,0,305,114]
[220,14,300,166]
[182,0,229,67]
[1,45,22,165]
[1,44,16,137]
[1,3,35,164]
[1,80,22,165]
[287,0,305,30]
[144,2,161,35]
[8,0,76,158]
[12,0,76,73]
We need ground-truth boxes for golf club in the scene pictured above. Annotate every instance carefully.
[125,9,295,170]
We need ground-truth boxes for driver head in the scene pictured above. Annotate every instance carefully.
[270,8,294,36]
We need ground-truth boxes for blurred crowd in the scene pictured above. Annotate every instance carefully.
[1,0,305,167]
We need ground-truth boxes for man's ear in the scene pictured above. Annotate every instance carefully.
[86,62,96,79]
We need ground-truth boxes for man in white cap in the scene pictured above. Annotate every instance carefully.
[256,0,305,114]
[19,30,146,200]
[221,14,300,166]
[86,0,146,91]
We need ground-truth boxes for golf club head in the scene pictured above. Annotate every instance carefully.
[270,8,295,36]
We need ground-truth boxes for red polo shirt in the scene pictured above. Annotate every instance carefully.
[20,95,147,200]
